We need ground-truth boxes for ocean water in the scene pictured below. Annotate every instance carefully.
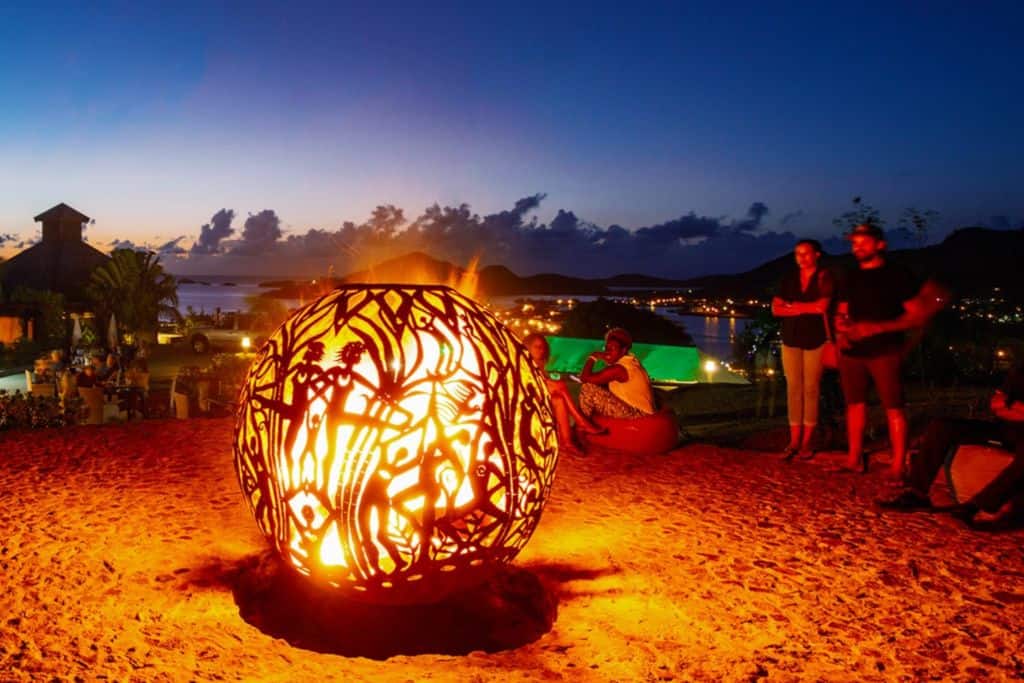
[175,276,294,315]
[174,285,745,359]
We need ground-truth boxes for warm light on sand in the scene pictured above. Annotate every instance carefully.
[233,284,559,603]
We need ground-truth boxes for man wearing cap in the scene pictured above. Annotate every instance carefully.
[579,327,656,419]
[831,223,945,478]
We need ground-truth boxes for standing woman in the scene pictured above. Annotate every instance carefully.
[772,239,835,459]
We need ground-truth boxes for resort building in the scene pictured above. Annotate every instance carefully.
[0,203,110,343]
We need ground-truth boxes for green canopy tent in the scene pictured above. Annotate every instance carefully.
[544,336,748,385]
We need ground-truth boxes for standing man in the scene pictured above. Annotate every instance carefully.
[831,224,945,478]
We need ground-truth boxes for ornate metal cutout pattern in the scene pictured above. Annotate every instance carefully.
[233,285,558,601]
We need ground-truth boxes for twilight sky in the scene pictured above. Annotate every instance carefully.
[0,2,1021,277]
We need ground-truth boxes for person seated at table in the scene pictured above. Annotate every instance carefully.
[76,365,98,388]
[97,353,120,383]
[878,361,1024,528]
[49,349,67,374]
[523,333,603,455]
[579,327,656,420]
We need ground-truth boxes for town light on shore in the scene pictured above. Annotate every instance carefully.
[241,336,252,351]
[703,358,719,383]
[233,284,559,603]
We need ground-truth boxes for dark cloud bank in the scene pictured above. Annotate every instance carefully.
[133,196,1012,278]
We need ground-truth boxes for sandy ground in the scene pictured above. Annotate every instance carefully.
[2,419,1023,682]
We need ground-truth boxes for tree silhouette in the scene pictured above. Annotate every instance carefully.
[899,207,938,248]
[87,249,179,342]
[832,196,884,233]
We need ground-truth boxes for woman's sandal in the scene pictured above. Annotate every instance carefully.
[797,448,817,461]
[779,445,799,461]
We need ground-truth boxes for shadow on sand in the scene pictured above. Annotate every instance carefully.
[186,551,617,659]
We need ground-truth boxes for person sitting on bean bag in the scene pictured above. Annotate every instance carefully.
[579,327,656,419]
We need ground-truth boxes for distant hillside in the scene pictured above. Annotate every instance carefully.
[262,251,690,299]
[682,227,1024,299]
[258,228,1024,302]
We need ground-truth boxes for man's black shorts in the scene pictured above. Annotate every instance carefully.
[838,351,904,409]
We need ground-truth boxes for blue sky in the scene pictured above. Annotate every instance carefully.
[0,1,1021,276]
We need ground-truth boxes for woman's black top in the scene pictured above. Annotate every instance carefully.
[777,267,834,349]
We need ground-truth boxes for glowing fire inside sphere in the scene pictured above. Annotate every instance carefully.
[233,284,559,603]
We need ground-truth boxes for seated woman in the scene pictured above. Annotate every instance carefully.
[523,333,603,455]
[579,327,656,419]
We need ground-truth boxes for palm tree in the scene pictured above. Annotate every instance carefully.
[87,249,179,344]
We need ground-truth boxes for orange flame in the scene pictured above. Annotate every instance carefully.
[448,254,480,300]
[355,253,482,300]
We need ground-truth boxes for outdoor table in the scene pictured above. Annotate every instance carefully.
[102,383,147,419]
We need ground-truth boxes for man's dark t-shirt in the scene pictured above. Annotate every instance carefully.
[838,261,921,358]
[777,267,835,349]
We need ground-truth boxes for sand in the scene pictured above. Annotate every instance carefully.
[2,419,1023,682]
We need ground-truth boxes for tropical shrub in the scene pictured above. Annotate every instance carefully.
[0,390,80,431]
[10,287,66,348]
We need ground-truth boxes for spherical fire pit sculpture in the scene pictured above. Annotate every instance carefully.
[233,284,559,603]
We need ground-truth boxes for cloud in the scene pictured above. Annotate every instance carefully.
[173,197,812,278]
[779,210,805,227]
[156,236,188,257]
[733,202,769,232]
[190,209,235,254]
[635,213,721,243]
[104,236,188,260]
[231,209,283,255]
[0,233,16,246]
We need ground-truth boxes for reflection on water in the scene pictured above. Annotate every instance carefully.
[656,311,748,361]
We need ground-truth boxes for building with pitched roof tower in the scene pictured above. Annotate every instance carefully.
[0,203,110,309]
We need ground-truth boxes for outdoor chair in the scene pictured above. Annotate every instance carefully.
[31,382,56,398]
[169,375,190,419]
[59,372,77,409]
[940,443,1016,505]
[78,386,121,425]
[26,370,56,398]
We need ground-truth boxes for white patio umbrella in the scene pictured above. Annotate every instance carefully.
[107,313,118,350]
[71,316,83,347]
